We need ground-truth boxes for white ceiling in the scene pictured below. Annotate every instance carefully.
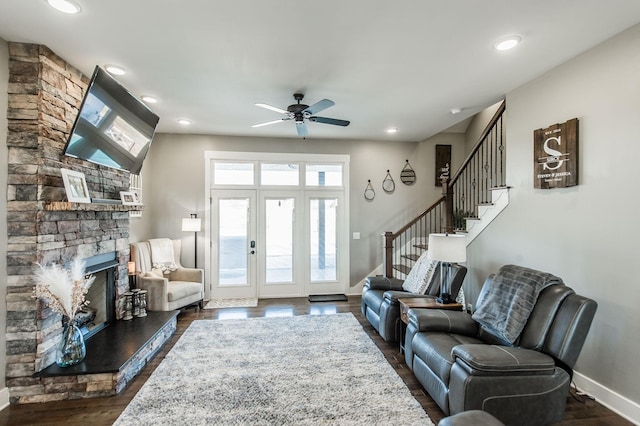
[1,1,639,142]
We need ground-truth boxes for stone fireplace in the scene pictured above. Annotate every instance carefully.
[4,43,174,404]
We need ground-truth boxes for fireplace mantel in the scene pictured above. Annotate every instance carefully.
[44,201,145,212]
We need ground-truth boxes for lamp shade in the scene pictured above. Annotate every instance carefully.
[182,216,201,232]
[428,233,467,263]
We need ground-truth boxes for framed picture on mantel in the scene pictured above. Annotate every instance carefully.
[61,168,91,203]
[533,118,579,189]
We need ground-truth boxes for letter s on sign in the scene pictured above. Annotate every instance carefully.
[543,136,565,171]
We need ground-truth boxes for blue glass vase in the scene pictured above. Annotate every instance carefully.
[56,322,86,367]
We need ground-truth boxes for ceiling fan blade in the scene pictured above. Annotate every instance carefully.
[255,103,288,115]
[251,118,289,128]
[303,99,335,115]
[296,122,308,137]
[309,116,350,127]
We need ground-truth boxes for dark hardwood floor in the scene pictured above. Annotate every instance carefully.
[0,297,632,425]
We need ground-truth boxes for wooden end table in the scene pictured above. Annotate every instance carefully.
[397,297,463,353]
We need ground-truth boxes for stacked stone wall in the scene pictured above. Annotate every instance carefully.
[5,43,134,403]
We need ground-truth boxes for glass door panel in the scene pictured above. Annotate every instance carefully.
[265,198,294,283]
[309,198,338,281]
[219,198,249,286]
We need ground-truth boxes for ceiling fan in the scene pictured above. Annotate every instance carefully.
[252,93,350,137]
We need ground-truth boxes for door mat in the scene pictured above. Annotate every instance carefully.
[308,294,348,302]
[204,298,258,309]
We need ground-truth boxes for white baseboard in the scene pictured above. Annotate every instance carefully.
[573,371,640,425]
[0,387,9,411]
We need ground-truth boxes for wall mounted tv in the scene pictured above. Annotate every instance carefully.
[63,66,159,175]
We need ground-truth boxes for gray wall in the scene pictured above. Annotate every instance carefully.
[465,24,640,403]
[0,37,8,391]
[131,132,466,288]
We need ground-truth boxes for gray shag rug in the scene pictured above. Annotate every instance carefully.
[114,313,433,425]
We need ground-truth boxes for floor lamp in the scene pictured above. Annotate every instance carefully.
[428,233,467,304]
[182,213,202,268]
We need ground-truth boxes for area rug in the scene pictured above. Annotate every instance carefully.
[114,313,433,425]
[204,297,259,309]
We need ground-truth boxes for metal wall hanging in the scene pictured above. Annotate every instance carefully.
[382,170,395,193]
[364,180,375,200]
[435,145,451,186]
[400,160,416,185]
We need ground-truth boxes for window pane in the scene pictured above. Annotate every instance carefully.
[306,164,342,186]
[214,162,254,185]
[261,163,299,185]
[265,198,294,283]
[310,198,337,281]
[218,198,248,285]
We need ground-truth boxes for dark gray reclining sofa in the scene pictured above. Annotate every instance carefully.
[404,266,597,426]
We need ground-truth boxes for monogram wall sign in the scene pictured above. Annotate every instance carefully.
[533,118,579,189]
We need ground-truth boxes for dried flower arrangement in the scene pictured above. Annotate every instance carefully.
[33,257,95,323]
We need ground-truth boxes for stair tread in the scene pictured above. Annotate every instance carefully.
[489,185,512,190]
[413,243,428,250]
[393,264,412,275]
[401,254,421,262]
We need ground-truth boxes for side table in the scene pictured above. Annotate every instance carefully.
[397,297,463,353]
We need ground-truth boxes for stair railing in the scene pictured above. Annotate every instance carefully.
[383,100,506,278]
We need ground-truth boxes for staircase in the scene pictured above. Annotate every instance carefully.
[383,101,508,279]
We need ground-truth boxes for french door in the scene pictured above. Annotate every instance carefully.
[211,189,346,299]
[210,191,257,299]
[206,152,350,300]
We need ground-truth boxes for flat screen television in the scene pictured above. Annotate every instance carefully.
[63,66,159,175]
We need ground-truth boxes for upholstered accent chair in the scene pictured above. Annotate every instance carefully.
[404,267,597,426]
[130,239,204,311]
[361,258,467,342]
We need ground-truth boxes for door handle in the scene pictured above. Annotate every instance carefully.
[250,240,255,255]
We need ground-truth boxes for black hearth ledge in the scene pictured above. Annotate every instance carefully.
[37,311,179,377]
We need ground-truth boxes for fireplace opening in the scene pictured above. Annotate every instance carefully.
[75,252,118,340]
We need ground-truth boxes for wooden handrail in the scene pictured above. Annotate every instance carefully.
[388,196,446,239]
[450,100,505,187]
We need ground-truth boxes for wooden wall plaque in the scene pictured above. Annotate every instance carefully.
[533,118,579,189]
[435,144,451,186]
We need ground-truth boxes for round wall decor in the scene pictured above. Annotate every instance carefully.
[382,170,395,193]
[364,180,375,201]
[400,160,416,185]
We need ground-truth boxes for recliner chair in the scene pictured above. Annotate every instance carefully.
[361,263,467,342]
[404,268,597,426]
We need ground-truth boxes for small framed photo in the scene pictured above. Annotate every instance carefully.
[120,191,140,205]
[61,168,91,203]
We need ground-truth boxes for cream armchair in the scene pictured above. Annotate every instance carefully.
[130,239,204,311]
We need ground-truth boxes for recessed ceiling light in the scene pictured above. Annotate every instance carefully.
[104,65,126,76]
[450,108,462,115]
[386,127,398,134]
[141,96,158,104]
[177,118,192,125]
[494,36,521,51]
[48,0,81,14]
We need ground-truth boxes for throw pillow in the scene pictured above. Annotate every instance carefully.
[402,251,439,294]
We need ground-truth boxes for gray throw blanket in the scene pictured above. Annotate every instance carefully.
[472,265,563,344]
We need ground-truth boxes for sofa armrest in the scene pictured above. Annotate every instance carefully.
[170,267,204,283]
[452,344,556,376]
[365,276,405,291]
[407,309,478,335]
[383,292,435,304]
